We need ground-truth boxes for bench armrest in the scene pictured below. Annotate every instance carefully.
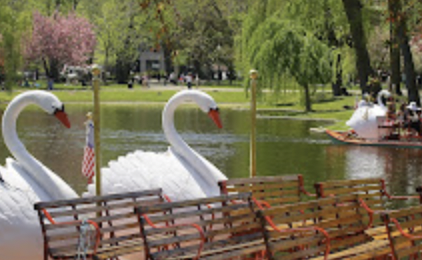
[300,186,316,197]
[141,214,205,260]
[390,217,422,240]
[298,175,316,197]
[358,198,374,230]
[41,209,101,254]
[259,210,330,260]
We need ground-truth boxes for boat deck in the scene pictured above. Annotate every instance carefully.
[326,129,422,149]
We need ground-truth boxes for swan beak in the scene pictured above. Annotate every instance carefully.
[208,109,222,129]
[55,111,71,128]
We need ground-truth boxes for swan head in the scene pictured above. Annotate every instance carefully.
[377,90,391,107]
[164,90,223,129]
[193,91,223,129]
[377,90,391,99]
[34,91,71,128]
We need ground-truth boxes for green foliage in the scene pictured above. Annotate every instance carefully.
[79,0,151,73]
[243,14,332,91]
[169,0,236,75]
[0,0,32,90]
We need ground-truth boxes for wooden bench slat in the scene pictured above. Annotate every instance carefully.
[223,175,300,185]
[47,198,163,218]
[319,178,381,188]
[226,181,300,192]
[35,189,163,209]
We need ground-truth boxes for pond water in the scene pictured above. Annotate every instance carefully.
[1,103,422,200]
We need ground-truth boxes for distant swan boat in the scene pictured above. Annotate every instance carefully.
[0,90,77,260]
[346,90,391,139]
[86,90,228,201]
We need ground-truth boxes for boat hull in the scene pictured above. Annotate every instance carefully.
[326,129,422,149]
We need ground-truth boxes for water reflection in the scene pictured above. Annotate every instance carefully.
[0,103,421,198]
[325,145,422,199]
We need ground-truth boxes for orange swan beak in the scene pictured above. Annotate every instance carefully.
[208,109,222,129]
[55,110,71,128]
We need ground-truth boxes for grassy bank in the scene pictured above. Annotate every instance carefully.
[0,84,357,131]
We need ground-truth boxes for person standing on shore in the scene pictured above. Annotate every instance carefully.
[186,72,193,89]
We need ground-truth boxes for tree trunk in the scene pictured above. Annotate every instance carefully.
[304,83,312,112]
[43,58,51,79]
[48,59,60,82]
[397,3,420,105]
[162,43,173,76]
[104,47,109,85]
[193,59,201,79]
[73,0,79,10]
[332,53,342,96]
[389,0,402,95]
[115,57,130,84]
[342,0,372,93]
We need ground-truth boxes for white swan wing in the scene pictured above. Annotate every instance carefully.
[171,147,226,197]
[4,158,51,201]
[86,149,208,201]
[0,164,44,260]
[346,105,387,139]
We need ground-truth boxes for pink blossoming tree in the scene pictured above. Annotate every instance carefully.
[26,11,96,81]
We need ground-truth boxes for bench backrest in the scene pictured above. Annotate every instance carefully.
[381,206,422,260]
[34,189,165,258]
[219,175,313,207]
[315,178,387,211]
[136,192,266,260]
[259,195,371,259]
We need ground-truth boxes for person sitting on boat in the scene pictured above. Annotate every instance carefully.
[403,102,422,136]
[386,97,396,120]
[397,102,407,123]
[384,98,400,139]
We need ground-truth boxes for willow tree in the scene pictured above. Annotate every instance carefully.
[0,0,31,90]
[244,16,332,112]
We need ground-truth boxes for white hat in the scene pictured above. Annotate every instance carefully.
[407,102,421,111]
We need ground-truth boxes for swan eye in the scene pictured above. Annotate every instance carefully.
[210,107,219,112]
[53,105,65,114]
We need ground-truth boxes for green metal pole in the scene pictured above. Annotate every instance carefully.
[92,65,102,196]
[249,70,258,178]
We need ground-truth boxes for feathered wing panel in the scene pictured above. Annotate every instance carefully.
[0,164,44,260]
[346,106,387,139]
[86,149,208,201]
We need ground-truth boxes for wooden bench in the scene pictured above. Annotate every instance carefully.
[258,194,392,259]
[381,205,422,260]
[136,193,267,260]
[34,189,167,260]
[315,178,419,240]
[315,178,418,212]
[218,174,315,207]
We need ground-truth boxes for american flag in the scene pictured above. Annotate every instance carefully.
[82,119,95,184]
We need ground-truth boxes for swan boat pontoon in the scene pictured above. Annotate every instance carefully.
[326,129,422,149]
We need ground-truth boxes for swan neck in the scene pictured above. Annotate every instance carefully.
[377,92,386,108]
[162,92,227,195]
[3,94,33,158]
[2,93,77,200]
[162,95,191,155]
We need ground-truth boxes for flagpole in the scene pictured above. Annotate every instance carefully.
[91,65,102,196]
[249,69,258,178]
